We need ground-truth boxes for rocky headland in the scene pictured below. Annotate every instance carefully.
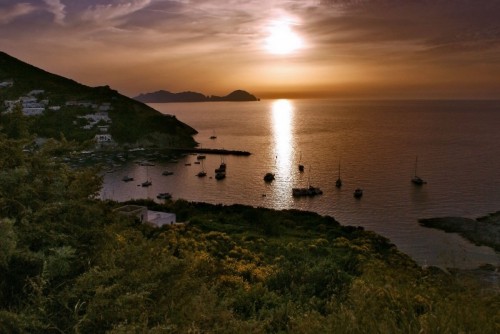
[419,211,500,251]
[134,89,259,103]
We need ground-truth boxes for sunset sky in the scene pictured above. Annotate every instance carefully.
[1,0,499,99]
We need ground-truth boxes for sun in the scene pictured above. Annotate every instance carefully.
[265,20,303,55]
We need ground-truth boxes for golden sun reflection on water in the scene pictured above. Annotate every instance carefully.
[270,99,295,205]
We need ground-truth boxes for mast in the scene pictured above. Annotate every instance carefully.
[414,155,418,177]
[335,159,342,188]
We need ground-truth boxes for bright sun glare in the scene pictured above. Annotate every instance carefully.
[265,21,303,55]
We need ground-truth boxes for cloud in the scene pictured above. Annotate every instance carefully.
[0,3,37,24]
[44,0,66,25]
[80,0,152,23]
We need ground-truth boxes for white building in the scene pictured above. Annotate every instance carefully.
[94,134,113,143]
[28,89,45,96]
[99,103,112,111]
[22,108,45,116]
[114,205,178,228]
[79,111,112,129]
[147,211,177,227]
[0,80,13,88]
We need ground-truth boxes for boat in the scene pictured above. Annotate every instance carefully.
[142,165,152,187]
[335,161,342,188]
[139,161,155,166]
[215,160,226,173]
[353,188,363,198]
[196,155,206,160]
[298,152,304,172]
[292,186,323,197]
[215,156,227,178]
[197,160,207,177]
[264,172,275,182]
[411,156,427,185]
[156,192,172,200]
[210,130,217,139]
[292,166,322,197]
[215,172,226,180]
[162,170,174,176]
[122,175,134,182]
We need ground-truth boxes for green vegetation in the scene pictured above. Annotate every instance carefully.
[0,133,498,333]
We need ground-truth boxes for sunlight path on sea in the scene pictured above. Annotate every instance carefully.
[271,99,294,207]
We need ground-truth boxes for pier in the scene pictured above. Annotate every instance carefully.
[168,147,251,156]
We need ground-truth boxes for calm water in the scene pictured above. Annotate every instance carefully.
[101,99,500,268]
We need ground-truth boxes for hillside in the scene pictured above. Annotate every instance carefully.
[0,51,197,147]
[134,89,259,103]
[0,134,498,333]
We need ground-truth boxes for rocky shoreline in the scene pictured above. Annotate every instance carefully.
[419,211,500,252]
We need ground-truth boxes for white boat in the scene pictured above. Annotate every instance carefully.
[122,175,134,182]
[411,156,426,185]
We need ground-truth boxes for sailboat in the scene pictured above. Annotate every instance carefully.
[292,165,322,197]
[264,155,276,182]
[209,130,217,139]
[411,156,426,185]
[335,160,342,188]
[197,159,207,177]
[215,156,226,179]
[141,165,152,187]
[298,151,304,172]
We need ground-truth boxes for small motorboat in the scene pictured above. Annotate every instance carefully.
[156,192,172,200]
[353,188,363,198]
[122,175,134,182]
[264,172,275,182]
[215,172,226,180]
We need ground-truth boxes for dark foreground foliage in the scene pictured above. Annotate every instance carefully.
[0,136,498,333]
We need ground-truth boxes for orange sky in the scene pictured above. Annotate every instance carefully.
[1,0,500,99]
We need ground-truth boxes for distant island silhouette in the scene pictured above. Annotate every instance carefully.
[134,89,259,103]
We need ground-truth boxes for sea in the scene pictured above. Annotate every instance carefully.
[101,99,500,269]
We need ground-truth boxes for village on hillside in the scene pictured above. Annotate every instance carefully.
[1,79,115,147]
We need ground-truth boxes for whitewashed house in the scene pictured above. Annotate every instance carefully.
[114,205,178,228]
[94,133,113,144]
[147,211,177,227]
[0,80,13,88]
